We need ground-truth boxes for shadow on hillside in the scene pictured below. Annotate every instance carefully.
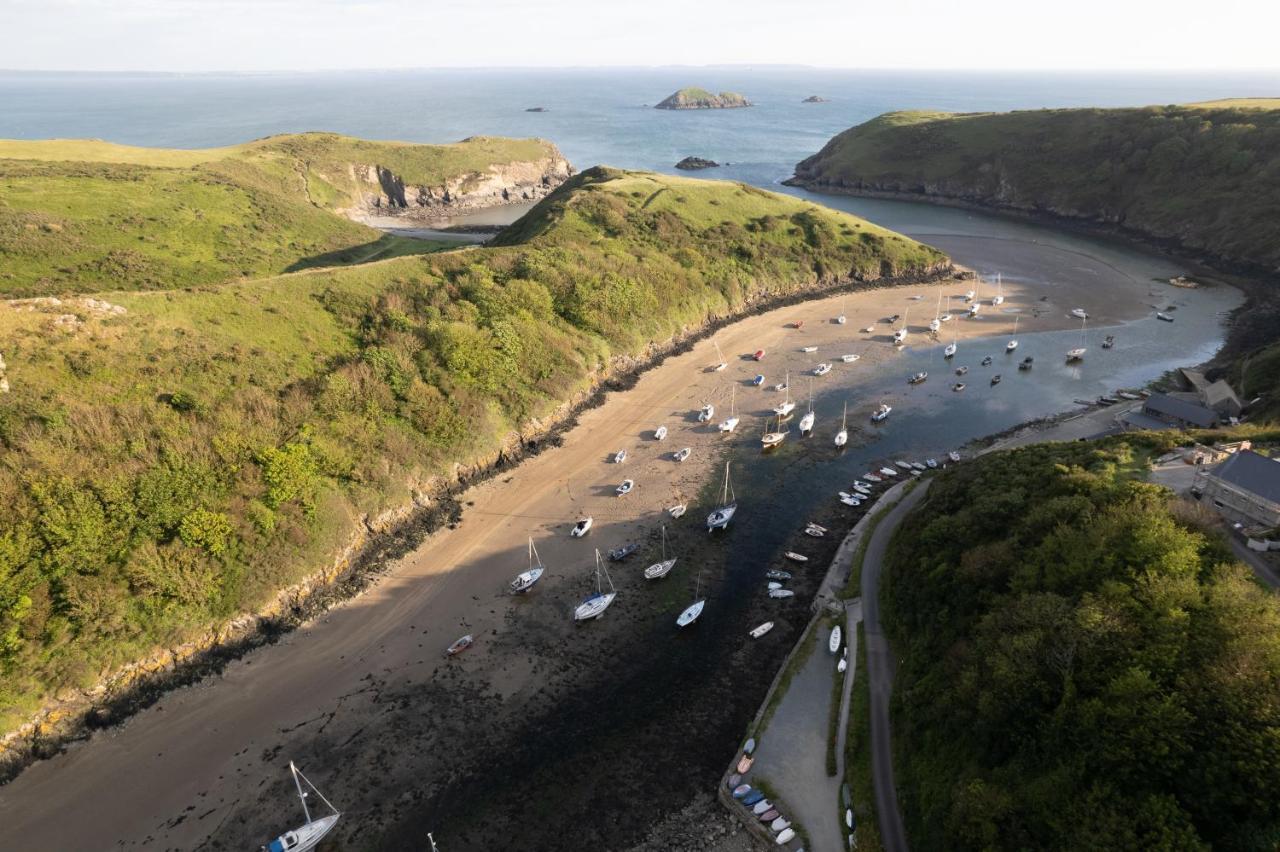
[285,234,450,273]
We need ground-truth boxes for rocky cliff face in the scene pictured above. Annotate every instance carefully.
[345,147,573,221]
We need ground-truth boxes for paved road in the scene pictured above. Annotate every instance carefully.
[1229,536,1280,589]
[860,481,931,852]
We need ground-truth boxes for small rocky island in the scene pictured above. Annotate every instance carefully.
[675,156,720,170]
[655,87,751,110]
[525,107,549,112]
[802,95,828,103]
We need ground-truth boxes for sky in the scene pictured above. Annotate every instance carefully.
[1,0,1278,73]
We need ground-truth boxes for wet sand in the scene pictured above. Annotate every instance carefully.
[0,268,1161,851]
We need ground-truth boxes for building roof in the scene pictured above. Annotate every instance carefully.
[1143,393,1218,427]
[1201,379,1242,411]
[1180,368,1209,390]
[1209,450,1280,505]
[1121,410,1178,432]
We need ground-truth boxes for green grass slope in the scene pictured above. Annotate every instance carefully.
[884,437,1280,850]
[0,133,560,298]
[0,167,946,736]
[790,104,1280,273]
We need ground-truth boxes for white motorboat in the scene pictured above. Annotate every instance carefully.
[871,403,892,422]
[645,525,678,580]
[768,589,795,599]
[510,538,546,593]
[574,550,617,621]
[880,467,898,477]
[1066,315,1087,362]
[767,581,783,591]
[948,450,962,462]
[773,372,796,417]
[668,503,687,519]
[707,462,738,532]
[265,762,341,852]
[571,517,593,537]
[834,401,848,447]
[1157,311,1174,322]
[854,485,872,495]
[992,272,1005,305]
[829,625,842,653]
[698,403,714,422]
[784,551,808,562]
[613,448,627,463]
[804,527,825,539]
[926,458,938,469]
[674,447,692,463]
[956,365,969,376]
[864,473,882,483]
[749,621,775,638]
[862,324,875,333]
[1071,307,1089,319]
[654,425,668,441]
[616,479,634,496]
[892,309,909,344]
[766,569,792,580]
[801,345,819,353]
[968,301,981,317]
[813,362,832,376]
[953,382,966,392]
[841,353,859,363]
[840,495,860,506]
[718,385,740,433]
[446,634,474,656]
[1006,315,1019,352]
[944,339,957,359]
[895,460,913,470]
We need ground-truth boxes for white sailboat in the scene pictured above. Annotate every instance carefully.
[928,288,942,332]
[574,550,617,621]
[992,272,1005,306]
[712,339,727,372]
[718,385,740,433]
[798,380,815,435]
[706,462,738,532]
[265,762,341,852]
[510,538,545,593]
[892,309,909,344]
[944,324,957,358]
[1066,315,1087,362]
[1006,315,1019,352]
[940,294,953,324]
[645,525,677,580]
[773,372,796,417]
[761,414,788,449]
[835,299,847,325]
[676,570,705,627]
[834,401,848,447]
[967,275,982,316]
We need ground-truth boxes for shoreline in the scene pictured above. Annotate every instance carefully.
[0,262,953,785]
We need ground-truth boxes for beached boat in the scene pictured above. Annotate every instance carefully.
[813,362,832,376]
[738,755,755,775]
[801,345,819,353]
[862,324,875,333]
[968,300,981,317]
[853,484,872,494]
[719,386,740,433]
[892,309,909,344]
[674,447,692,463]
[964,287,975,302]
[912,462,927,471]
[510,538,546,594]
[712,340,728,372]
[776,828,796,844]
[953,382,966,392]
[752,798,772,815]
[767,581,782,591]
[879,467,898,477]
[616,479,634,496]
[798,380,815,435]
[765,569,792,580]
[908,371,927,385]
[895,460,913,470]
[835,300,847,324]
[749,621,775,638]
[1066,316,1087,361]
[792,320,804,329]
[698,402,714,422]
[1102,335,1115,349]
[574,550,617,621]
[668,503,686,519]
[645,526,677,580]
[840,495,860,506]
[754,349,766,361]
[654,425,668,441]
[834,401,848,448]
[761,413,788,449]
[992,272,1005,306]
[804,527,825,538]
[613,449,627,463]
[1071,307,1088,319]
[955,365,969,376]
[773,373,796,417]
[773,381,788,392]
[571,517,593,537]
[1006,315,1019,352]
[751,374,765,386]
[771,816,791,832]
[841,353,859,363]
[742,790,765,806]
[608,542,639,561]
[446,634,473,656]
[871,403,892,423]
[829,625,842,653]
[707,462,738,532]
[863,472,882,483]
[925,458,938,469]
[785,551,809,563]
[949,450,962,463]
[733,784,752,798]
[768,589,795,599]
[264,762,341,852]
[929,289,943,332]
[676,572,705,628]
[1157,311,1175,322]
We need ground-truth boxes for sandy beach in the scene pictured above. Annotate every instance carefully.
[0,264,1171,850]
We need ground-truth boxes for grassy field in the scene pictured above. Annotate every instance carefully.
[0,165,946,736]
[0,133,560,297]
[843,622,883,851]
[791,102,1280,273]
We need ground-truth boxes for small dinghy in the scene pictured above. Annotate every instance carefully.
[895,460,913,470]
[668,503,686,519]
[771,816,791,832]
[813,363,832,376]
[264,762,341,852]
[1102,335,1115,349]
[510,538,546,594]
[446,634,474,656]
[769,588,795,599]
[776,828,796,844]
[853,484,872,494]
[759,809,779,822]
[673,447,692,463]
[955,365,968,376]
[571,516,593,537]
[752,374,766,386]
[1071,307,1089,319]
[805,526,826,538]
[1019,356,1034,371]
[981,355,993,366]
[784,551,808,563]
[574,551,617,621]
[792,320,804,329]
[879,467,898,477]
[949,450,962,463]
[698,403,714,422]
[838,657,848,673]
[908,371,927,385]
[863,324,875,333]
[953,382,966,392]
[912,462,928,471]
[765,569,792,580]
[616,479,634,496]
[654,425,668,441]
[1157,311,1175,322]
[754,349,766,361]
[863,472,882,483]
[752,799,773,815]
[991,373,1002,385]
[750,621,775,638]
[801,345,819,353]
[728,773,742,787]
[829,624,843,653]
[742,790,764,806]
[773,382,788,392]
[732,784,751,798]
[743,738,756,755]
[645,526,677,579]
[841,353,859,363]
[608,542,639,561]
[846,808,855,828]
[613,448,627,463]
[871,403,892,422]
[840,495,860,507]
[767,581,783,591]
[926,458,938,469]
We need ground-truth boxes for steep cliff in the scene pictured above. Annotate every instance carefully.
[655,87,751,110]
[788,102,1280,273]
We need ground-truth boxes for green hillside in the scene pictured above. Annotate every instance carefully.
[789,104,1280,272]
[0,133,560,297]
[0,166,947,737]
[884,437,1280,850]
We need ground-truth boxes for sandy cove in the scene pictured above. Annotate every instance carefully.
[0,268,1156,851]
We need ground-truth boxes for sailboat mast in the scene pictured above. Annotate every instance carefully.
[291,761,312,825]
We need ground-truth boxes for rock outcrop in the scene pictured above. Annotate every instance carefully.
[655,88,751,110]
[345,144,573,222]
[802,95,828,103]
[674,156,720,170]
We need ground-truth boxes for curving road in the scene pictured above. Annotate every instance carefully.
[859,480,930,852]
